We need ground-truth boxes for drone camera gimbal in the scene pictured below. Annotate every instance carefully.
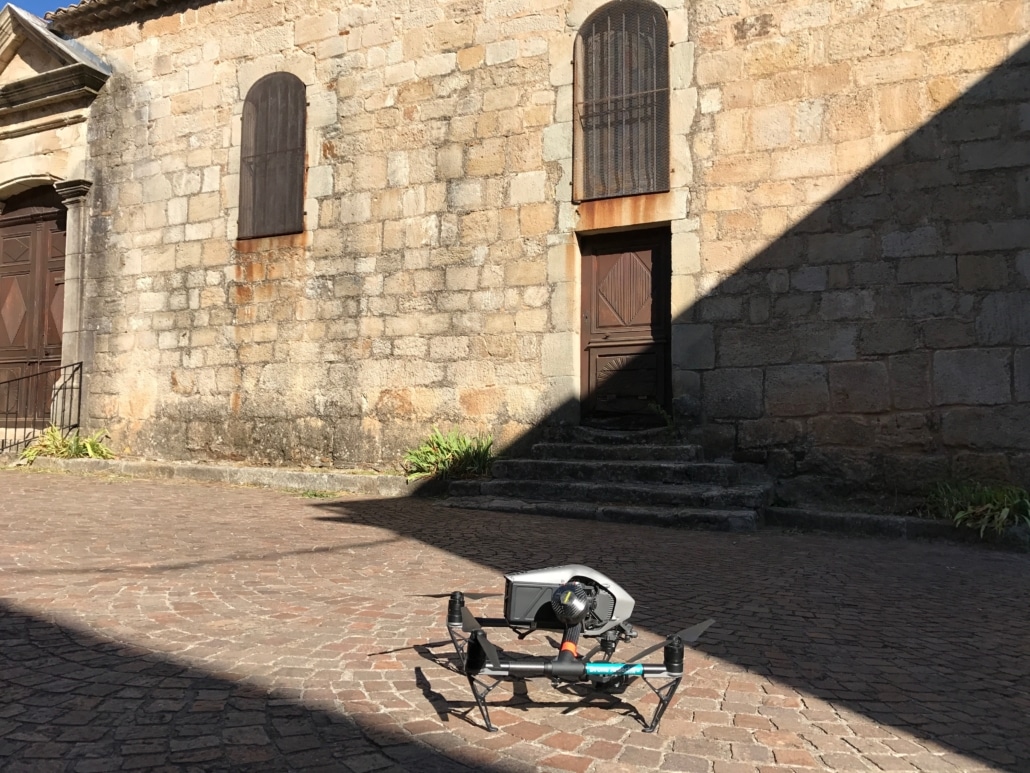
[445,564,714,733]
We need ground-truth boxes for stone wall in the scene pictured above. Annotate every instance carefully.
[682,0,1030,501]
[75,0,695,467]
[63,0,1030,496]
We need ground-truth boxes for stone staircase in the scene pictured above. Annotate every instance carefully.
[442,427,774,532]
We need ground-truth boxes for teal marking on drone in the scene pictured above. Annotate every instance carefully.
[584,663,644,676]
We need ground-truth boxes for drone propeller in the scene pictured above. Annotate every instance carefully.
[418,592,502,599]
[461,607,501,668]
[626,619,715,664]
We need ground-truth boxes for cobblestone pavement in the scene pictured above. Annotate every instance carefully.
[0,469,1027,773]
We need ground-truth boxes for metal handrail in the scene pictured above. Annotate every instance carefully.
[0,362,82,454]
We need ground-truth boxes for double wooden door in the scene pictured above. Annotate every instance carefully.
[0,189,66,421]
[580,229,670,428]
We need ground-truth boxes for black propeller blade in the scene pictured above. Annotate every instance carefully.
[627,619,715,663]
[418,592,502,599]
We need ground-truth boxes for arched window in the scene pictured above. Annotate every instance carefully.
[574,0,669,202]
[238,73,306,239]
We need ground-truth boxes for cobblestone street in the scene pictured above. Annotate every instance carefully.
[0,468,1027,772]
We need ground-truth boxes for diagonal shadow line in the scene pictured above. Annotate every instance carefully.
[315,34,1030,773]
[309,498,1030,771]
[0,600,485,773]
[0,537,402,576]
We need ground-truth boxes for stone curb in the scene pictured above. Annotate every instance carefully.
[766,506,1030,552]
[6,457,1029,551]
[15,457,416,498]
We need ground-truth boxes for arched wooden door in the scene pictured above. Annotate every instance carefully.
[0,187,66,423]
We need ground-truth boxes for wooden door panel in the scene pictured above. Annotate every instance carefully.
[0,273,31,351]
[44,269,64,353]
[1,229,32,265]
[588,344,666,415]
[581,229,670,427]
[593,251,653,332]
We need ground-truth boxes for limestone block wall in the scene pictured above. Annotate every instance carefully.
[0,122,88,188]
[66,0,1030,494]
[75,0,694,466]
[683,0,1030,499]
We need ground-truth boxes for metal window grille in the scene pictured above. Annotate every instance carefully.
[238,73,307,239]
[576,0,670,201]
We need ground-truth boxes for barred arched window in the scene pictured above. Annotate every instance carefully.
[238,73,306,239]
[574,0,669,202]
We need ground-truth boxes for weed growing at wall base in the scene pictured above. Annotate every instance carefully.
[924,481,1030,537]
[19,426,115,463]
[403,427,494,481]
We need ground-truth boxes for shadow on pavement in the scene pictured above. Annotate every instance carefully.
[313,498,1030,771]
[0,600,481,773]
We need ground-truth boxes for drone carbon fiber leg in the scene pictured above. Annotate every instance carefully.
[641,674,682,733]
[448,592,502,731]
[465,673,502,732]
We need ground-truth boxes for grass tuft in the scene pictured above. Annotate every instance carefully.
[403,427,494,481]
[20,426,115,463]
[923,480,1030,537]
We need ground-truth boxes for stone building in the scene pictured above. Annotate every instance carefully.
[1,0,1027,498]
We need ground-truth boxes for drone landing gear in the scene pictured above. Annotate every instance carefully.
[446,591,711,734]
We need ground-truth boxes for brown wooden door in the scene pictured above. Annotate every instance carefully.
[580,228,670,428]
[0,189,66,423]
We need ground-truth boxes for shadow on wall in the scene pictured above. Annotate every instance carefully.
[0,599,483,772]
[520,41,1030,507]
[313,497,1030,772]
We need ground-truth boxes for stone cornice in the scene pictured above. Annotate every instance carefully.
[0,62,107,117]
[54,178,93,205]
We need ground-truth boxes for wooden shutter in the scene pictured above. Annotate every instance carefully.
[239,73,306,239]
[575,0,670,202]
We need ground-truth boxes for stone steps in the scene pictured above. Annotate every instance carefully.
[440,496,758,532]
[449,476,770,509]
[493,458,765,486]
[530,442,701,461]
[443,429,774,532]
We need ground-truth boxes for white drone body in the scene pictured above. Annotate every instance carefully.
[503,564,636,636]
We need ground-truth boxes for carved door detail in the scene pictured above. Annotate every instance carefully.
[580,228,670,427]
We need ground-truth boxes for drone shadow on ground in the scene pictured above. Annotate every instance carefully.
[313,498,1030,771]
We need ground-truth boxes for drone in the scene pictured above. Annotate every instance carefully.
[445,564,714,734]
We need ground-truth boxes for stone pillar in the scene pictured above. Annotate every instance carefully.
[54,179,92,368]
[53,179,93,429]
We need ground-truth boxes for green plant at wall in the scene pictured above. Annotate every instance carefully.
[19,426,115,463]
[403,427,494,481]
[924,480,1030,537]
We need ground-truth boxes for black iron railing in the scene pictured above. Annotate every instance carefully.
[0,362,82,454]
